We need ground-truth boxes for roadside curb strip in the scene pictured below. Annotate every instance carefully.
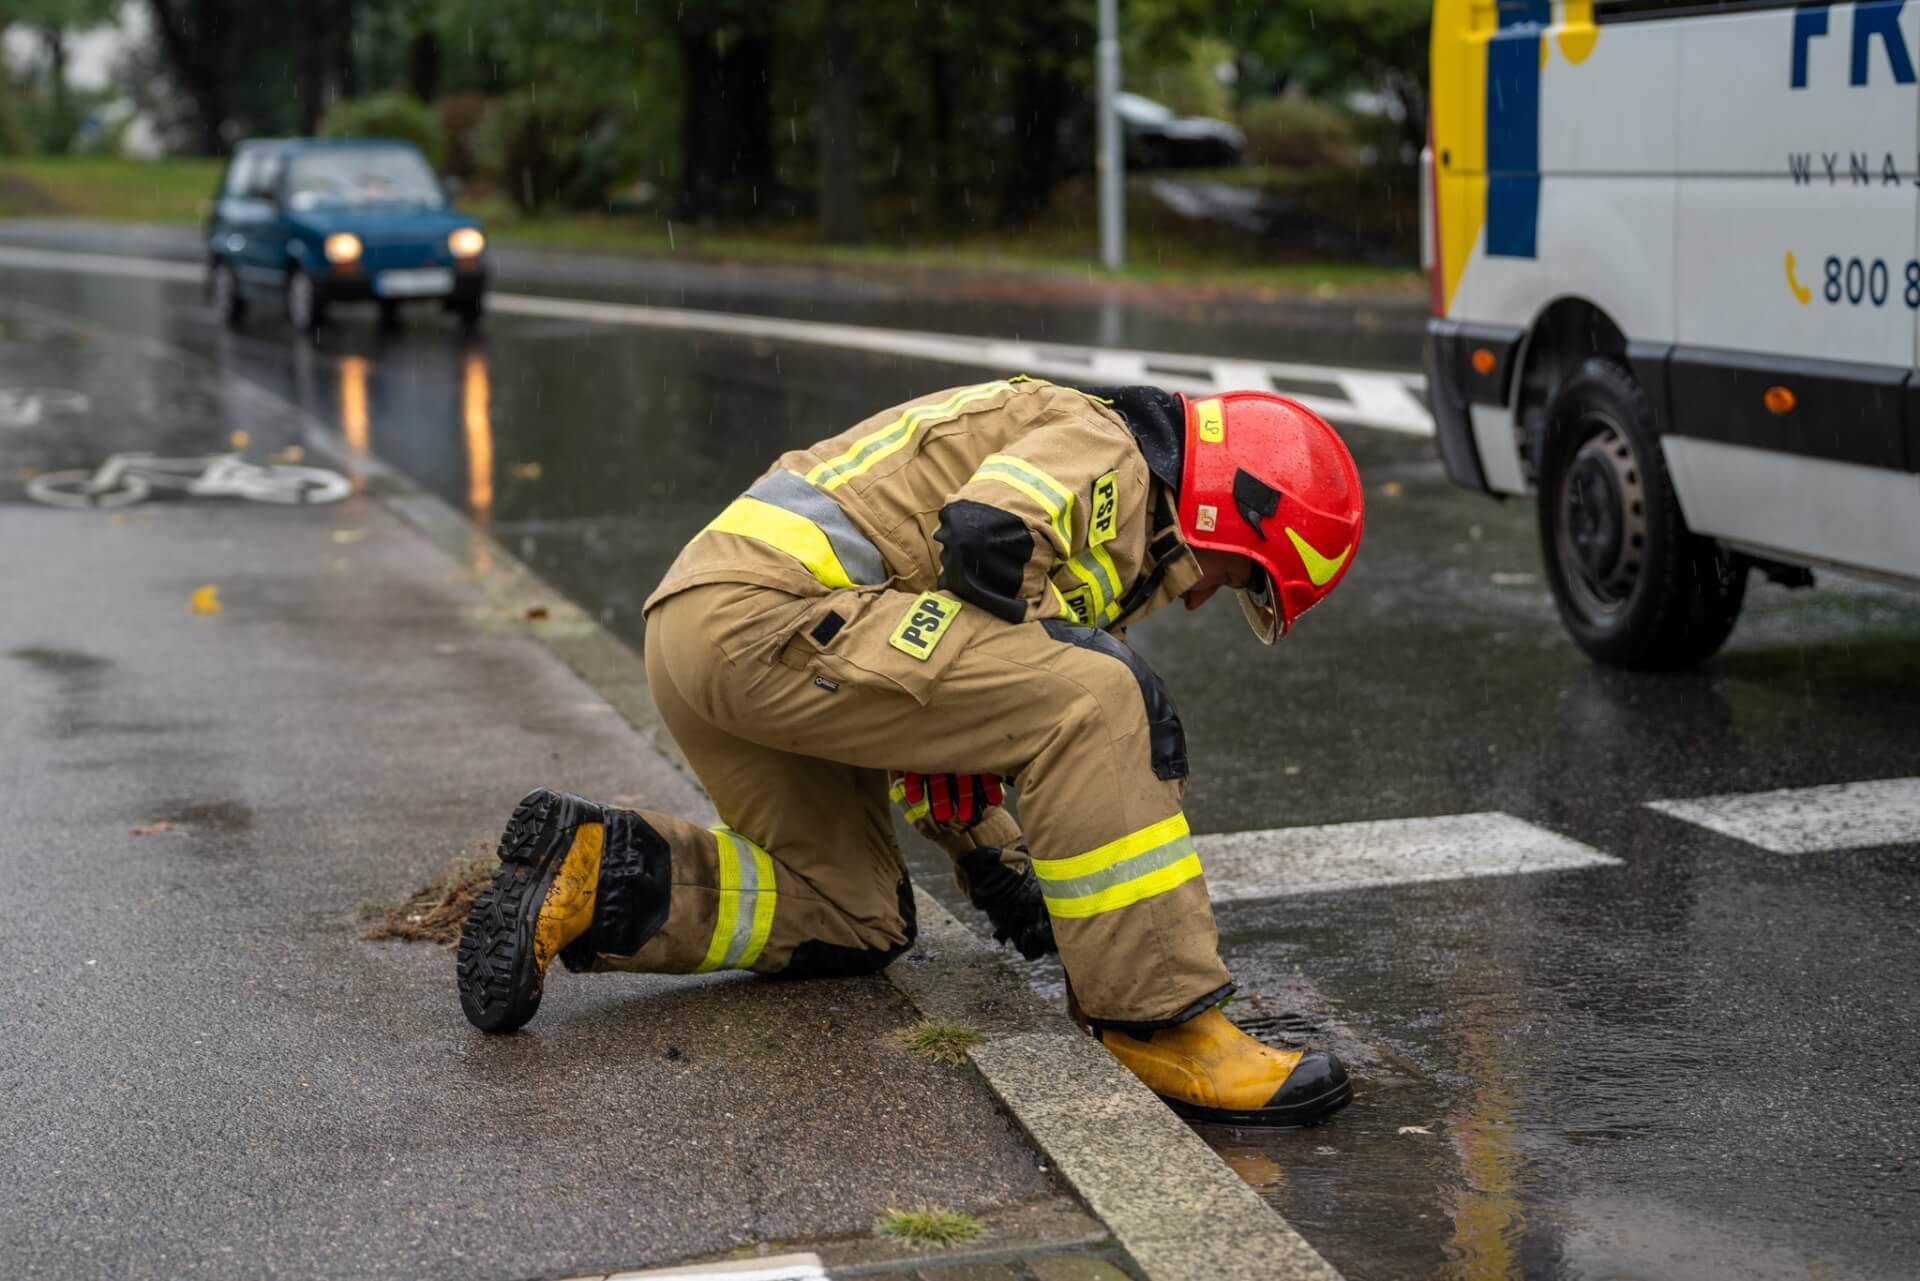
[95,314,1345,1281]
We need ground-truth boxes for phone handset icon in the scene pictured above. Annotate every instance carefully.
[1784,252,1812,305]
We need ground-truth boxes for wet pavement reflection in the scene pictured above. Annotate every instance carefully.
[4,264,1918,1281]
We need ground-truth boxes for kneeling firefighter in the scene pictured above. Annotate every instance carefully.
[457,377,1365,1127]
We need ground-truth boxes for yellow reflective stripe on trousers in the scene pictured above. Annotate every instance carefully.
[1032,812,1202,919]
[703,496,859,589]
[696,827,777,971]
[971,453,1074,548]
[1057,542,1123,626]
[808,381,1013,492]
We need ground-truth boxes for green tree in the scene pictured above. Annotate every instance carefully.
[13,0,118,152]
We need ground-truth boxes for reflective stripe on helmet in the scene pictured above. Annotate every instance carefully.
[807,381,1013,491]
[1032,812,1202,919]
[695,827,777,972]
[970,453,1075,548]
[702,469,887,590]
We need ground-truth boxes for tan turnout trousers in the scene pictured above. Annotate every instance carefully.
[581,378,1236,1026]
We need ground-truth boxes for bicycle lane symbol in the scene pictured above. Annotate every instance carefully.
[0,387,91,429]
[26,454,352,509]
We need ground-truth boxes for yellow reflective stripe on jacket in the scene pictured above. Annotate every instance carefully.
[1032,812,1201,919]
[971,453,1074,548]
[808,381,1013,492]
[702,470,887,590]
[1057,542,1123,626]
[1048,580,1078,622]
[889,777,931,825]
[696,827,777,971]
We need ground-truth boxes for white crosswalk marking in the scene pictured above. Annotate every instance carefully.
[598,1254,828,1281]
[1646,777,1920,854]
[1196,812,1620,903]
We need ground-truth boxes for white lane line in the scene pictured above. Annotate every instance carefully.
[0,242,1435,438]
[1197,812,1620,903]
[597,1255,828,1281]
[0,243,202,284]
[1646,777,1920,854]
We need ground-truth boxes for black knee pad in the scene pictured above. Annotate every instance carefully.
[1041,620,1189,781]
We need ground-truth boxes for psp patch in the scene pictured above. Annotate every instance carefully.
[1090,470,1119,546]
[889,592,964,661]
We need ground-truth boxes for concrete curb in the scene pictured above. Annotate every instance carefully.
[80,307,1346,1281]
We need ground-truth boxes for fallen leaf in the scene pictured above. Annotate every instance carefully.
[130,820,176,836]
[1380,481,1405,498]
[1490,572,1537,587]
[508,461,544,480]
[272,445,305,464]
[1283,764,1301,776]
[525,605,550,621]
[330,529,367,544]
[1397,1125,1433,1136]
[189,584,221,615]
[17,465,36,481]
[229,429,251,450]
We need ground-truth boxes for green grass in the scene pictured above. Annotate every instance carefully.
[0,156,223,221]
[0,156,1422,296]
[892,1021,985,1066]
[878,1206,984,1249]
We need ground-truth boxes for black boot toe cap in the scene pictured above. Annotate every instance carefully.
[1261,1051,1353,1124]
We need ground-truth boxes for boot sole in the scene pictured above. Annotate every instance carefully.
[1160,1076,1355,1129]
[455,788,595,1033]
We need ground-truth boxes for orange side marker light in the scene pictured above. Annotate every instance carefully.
[1471,348,1496,376]
[1764,386,1796,416]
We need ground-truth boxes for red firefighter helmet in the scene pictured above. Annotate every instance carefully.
[1176,391,1364,643]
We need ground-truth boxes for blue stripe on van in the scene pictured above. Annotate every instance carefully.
[1486,1,1547,259]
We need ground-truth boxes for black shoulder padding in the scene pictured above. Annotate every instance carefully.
[1041,620,1189,781]
[935,499,1033,623]
[1074,383,1186,496]
[1232,469,1281,542]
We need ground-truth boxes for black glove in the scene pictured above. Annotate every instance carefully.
[957,846,1056,960]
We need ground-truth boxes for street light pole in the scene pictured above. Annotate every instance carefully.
[1096,0,1124,272]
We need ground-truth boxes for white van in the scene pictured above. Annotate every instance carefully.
[1422,0,1920,667]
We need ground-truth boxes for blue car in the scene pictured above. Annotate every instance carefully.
[206,137,488,336]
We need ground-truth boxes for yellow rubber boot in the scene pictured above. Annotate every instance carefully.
[1100,1007,1353,1127]
[457,789,606,1032]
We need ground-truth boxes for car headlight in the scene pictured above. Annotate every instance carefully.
[323,233,362,265]
[448,228,485,258]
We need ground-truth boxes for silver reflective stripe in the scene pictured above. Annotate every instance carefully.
[745,470,887,586]
[713,829,762,970]
[1034,830,1198,901]
[1065,548,1120,614]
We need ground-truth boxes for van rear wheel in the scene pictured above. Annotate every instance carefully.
[1536,358,1745,669]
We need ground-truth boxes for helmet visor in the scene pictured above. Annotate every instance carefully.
[1237,566,1282,646]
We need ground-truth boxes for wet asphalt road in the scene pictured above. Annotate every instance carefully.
[3,252,1919,1281]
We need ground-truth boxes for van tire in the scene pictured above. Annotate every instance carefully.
[1535,358,1746,669]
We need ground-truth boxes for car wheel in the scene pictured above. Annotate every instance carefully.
[451,294,484,332]
[286,266,327,337]
[209,260,246,329]
[1536,357,1746,669]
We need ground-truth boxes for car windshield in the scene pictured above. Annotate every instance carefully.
[287,148,443,209]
